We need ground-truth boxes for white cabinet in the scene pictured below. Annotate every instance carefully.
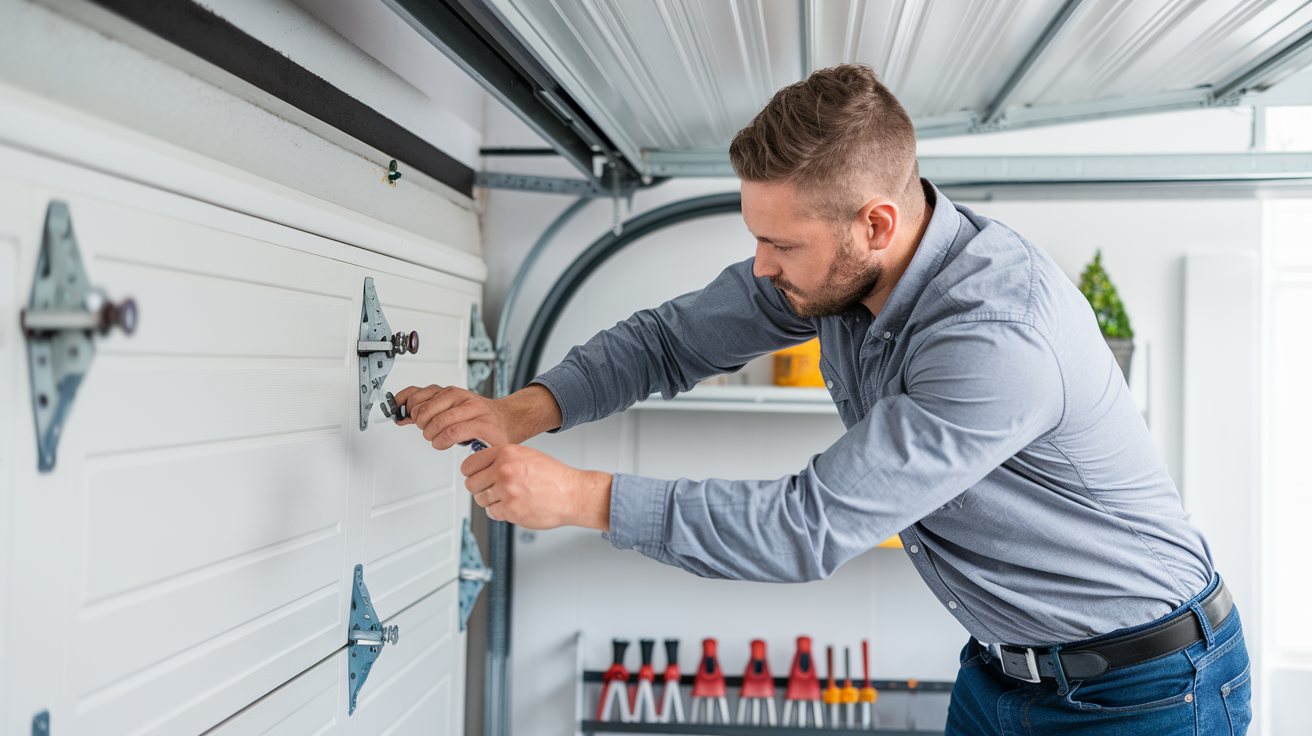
[0,137,478,735]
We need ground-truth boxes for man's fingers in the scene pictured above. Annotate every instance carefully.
[484,502,505,522]
[472,488,498,508]
[461,446,498,478]
[393,385,449,426]
[410,391,468,432]
[421,399,482,443]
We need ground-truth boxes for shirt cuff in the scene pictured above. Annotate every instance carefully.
[607,473,673,560]
[529,363,593,433]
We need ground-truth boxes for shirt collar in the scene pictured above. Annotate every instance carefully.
[866,180,959,338]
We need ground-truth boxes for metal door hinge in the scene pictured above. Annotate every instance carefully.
[357,277,418,430]
[468,304,494,393]
[21,202,136,471]
[348,564,398,715]
[458,518,492,632]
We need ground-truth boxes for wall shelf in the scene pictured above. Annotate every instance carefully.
[633,385,838,414]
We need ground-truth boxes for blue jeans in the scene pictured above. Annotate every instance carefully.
[946,584,1251,735]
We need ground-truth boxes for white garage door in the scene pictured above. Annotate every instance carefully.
[0,139,478,736]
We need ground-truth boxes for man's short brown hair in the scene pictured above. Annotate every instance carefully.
[729,64,920,224]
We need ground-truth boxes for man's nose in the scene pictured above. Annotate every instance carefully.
[753,243,779,279]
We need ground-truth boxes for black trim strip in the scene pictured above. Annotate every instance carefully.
[89,0,476,197]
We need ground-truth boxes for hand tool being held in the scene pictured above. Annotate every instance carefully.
[842,646,860,727]
[824,645,841,726]
[690,638,730,724]
[737,639,777,725]
[782,636,823,727]
[860,639,879,729]
[631,639,659,722]
[598,639,632,722]
[659,639,685,723]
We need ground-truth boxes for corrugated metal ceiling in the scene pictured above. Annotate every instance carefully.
[481,0,1312,172]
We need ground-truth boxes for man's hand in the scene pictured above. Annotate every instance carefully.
[461,445,611,531]
[393,383,562,450]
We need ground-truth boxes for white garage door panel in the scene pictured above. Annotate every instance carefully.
[66,197,359,298]
[83,430,346,602]
[91,259,351,359]
[75,585,340,735]
[357,583,460,736]
[75,535,342,696]
[4,142,475,736]
[204,652,345,736]
[82,360,343,454]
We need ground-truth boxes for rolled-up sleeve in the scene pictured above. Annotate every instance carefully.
[532,259,815,431]
[607,320,1065,582]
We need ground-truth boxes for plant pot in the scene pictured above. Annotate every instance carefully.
[1105,337,1134,385]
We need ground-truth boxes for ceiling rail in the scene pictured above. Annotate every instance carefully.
[981,0,1087,128]
[384,0,639,185]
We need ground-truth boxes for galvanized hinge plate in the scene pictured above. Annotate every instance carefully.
[467,303,494,393]
[357,277,417,430]
[348,564,398,715]
[458,518,492,632]
[22,202,136,471]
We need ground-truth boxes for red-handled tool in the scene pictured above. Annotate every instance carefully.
[631,639,659,722]
[659,639,685,723]
[860,639,879,729]
[598,639,632,722]
[689,638,730,723]
[782,636,824,726]
[737,639,777,725]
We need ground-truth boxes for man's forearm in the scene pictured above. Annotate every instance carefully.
[497,383,563,444]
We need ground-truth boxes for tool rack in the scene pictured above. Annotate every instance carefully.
[574,633,953,736]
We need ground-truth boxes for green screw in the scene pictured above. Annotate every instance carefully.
[386,159,402,185]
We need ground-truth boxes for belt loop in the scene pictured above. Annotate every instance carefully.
[1048,646,1070,697]
[1190,600,1216,650]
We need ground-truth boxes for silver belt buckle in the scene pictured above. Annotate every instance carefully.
[991,643,1041,683]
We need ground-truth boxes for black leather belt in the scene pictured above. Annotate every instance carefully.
[987,576,1233,683]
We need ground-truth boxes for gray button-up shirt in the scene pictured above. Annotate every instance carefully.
[534,183,1213,646]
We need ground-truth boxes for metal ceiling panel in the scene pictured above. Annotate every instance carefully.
[470,0,1312,175]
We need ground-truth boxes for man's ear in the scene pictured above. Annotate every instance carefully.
[857,198,899,252]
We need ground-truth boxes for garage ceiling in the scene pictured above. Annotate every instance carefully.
[439,0,1312,177]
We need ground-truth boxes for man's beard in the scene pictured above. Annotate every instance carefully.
[771,232,882,318]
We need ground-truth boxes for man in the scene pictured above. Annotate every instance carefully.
[396,64,1250,735]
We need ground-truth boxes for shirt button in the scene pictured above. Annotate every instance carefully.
[948,601,958,610]
[826,380,833,389]
[909,545,919,554]
[883,331,892,340]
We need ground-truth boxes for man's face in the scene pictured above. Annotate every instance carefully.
[742,180,882,318]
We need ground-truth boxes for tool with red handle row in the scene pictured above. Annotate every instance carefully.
[598,639,632,722]
[631,639,659,722]
[690,638,731,723]
[781,636,824,726]
[659,639,684,723]
[737,639,777,725]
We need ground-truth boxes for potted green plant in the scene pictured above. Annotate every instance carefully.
[1078,250,1134,384]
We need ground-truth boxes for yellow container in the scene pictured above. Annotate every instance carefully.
[773,338,825,387]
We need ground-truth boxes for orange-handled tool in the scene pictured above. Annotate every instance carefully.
[860,639,879,728]
[823,645,841,726]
